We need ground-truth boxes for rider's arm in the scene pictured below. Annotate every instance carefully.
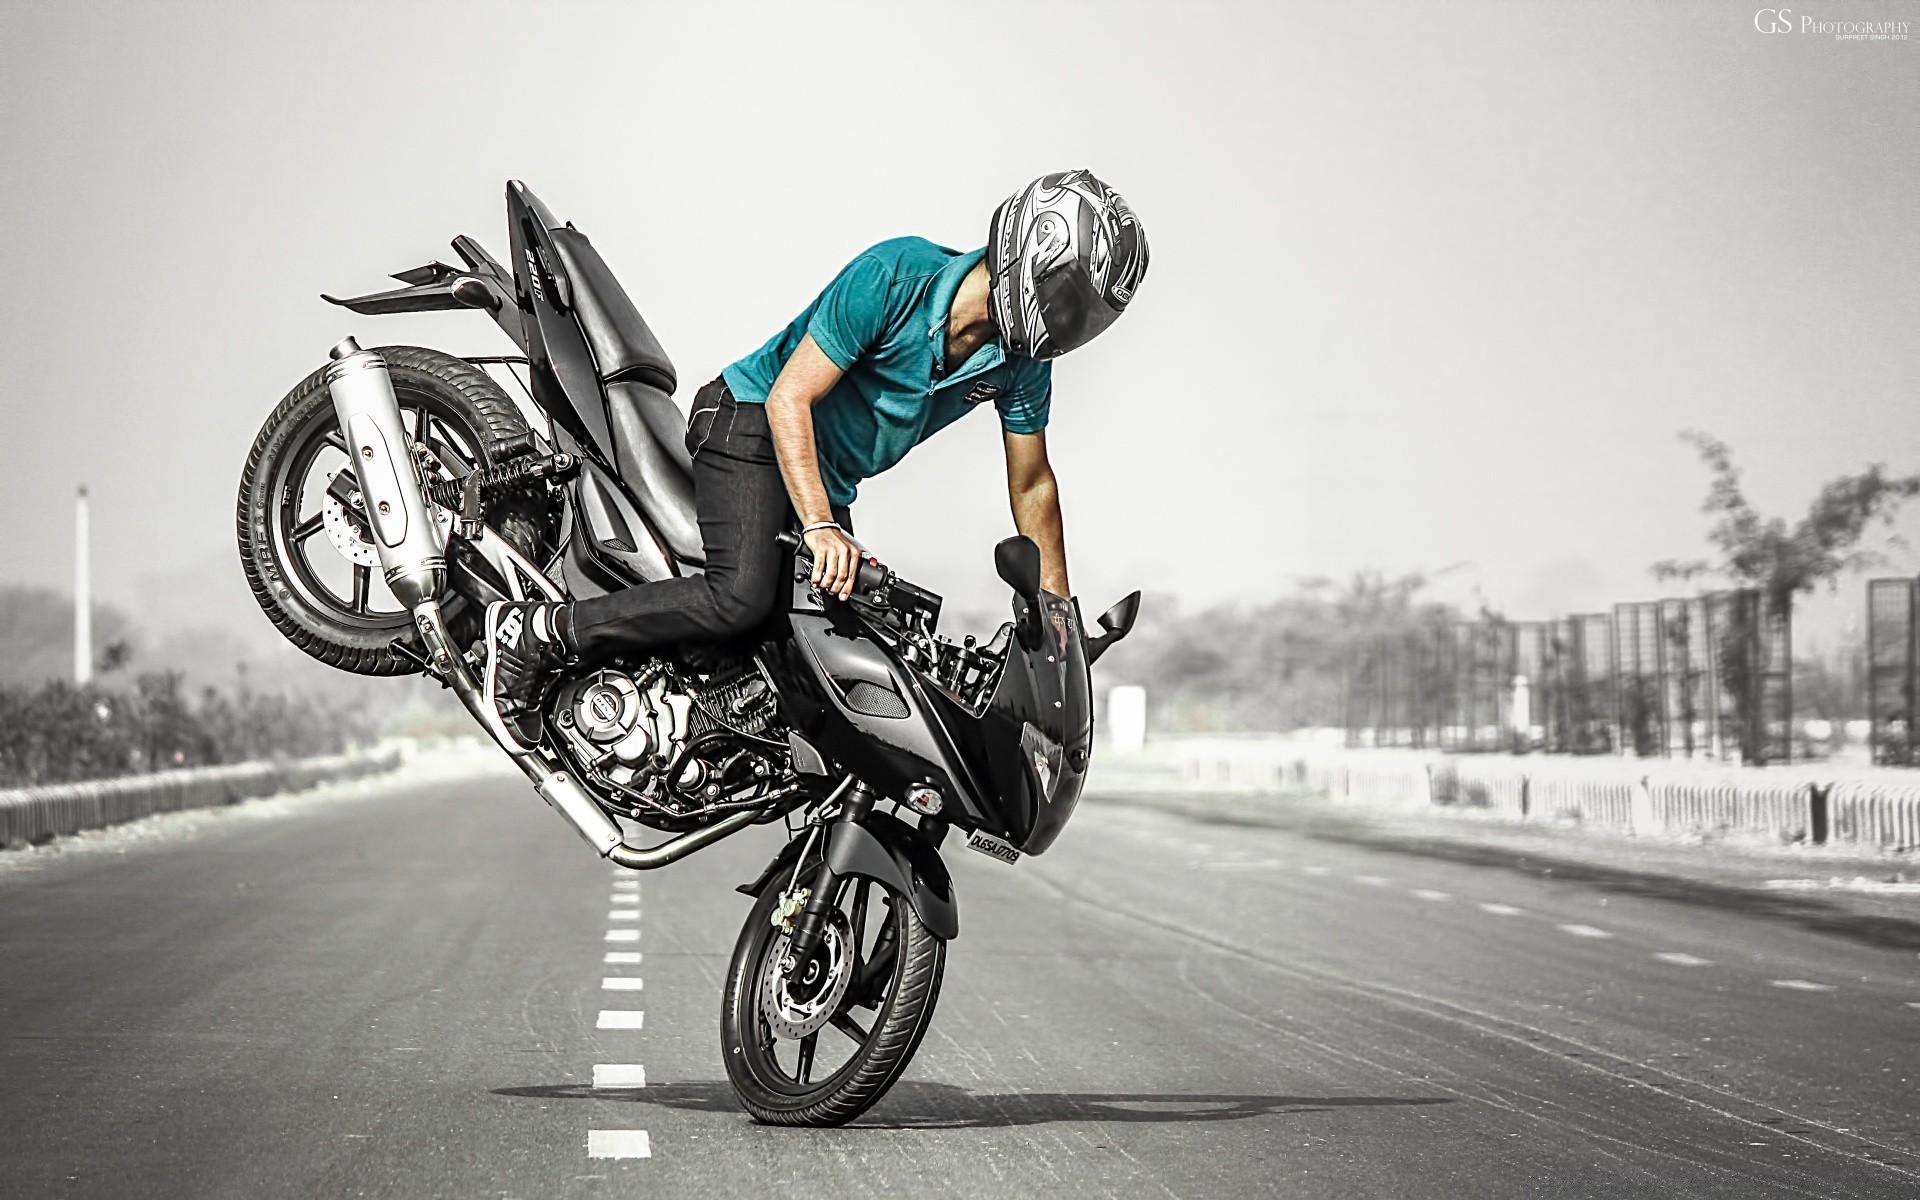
[1003,428,1070,598]
[764,333,861,599]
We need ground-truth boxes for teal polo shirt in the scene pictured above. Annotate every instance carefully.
[721,237,1052,507]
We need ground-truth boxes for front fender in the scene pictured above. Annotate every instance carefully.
[736,811,957,941]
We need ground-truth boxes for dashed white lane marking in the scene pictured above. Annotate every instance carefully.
[593,1064,648,1088]
[1302,865,1330,876]
[587,1130,651,1159]
[608,909,640,922]
[1770,979,1836,992]
[1558,924,1614,939]
[612,879,639,889]
[597,1010,646,1029]
[604,951,642,964]
[1654,952,1713,966]
[1411,889,1451,902]
[1353,874,1389,886]
[1906,1002,1920,1010]
[605,929,640,943]
[602,977,645,991]
[611,893,639,903]
[1478,903,1524,916]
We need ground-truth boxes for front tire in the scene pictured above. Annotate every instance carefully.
[235,346,550,675]
[722,861,946,1126]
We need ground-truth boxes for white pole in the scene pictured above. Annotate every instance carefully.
[1108,685,1147,754]
[74,484,92,685]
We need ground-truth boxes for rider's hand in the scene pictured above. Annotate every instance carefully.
[803,526,860,601]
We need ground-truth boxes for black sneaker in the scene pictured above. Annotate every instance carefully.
[482,600,572,750]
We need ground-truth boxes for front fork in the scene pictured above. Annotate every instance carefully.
[322,338,761,869]
[781,782,880,972]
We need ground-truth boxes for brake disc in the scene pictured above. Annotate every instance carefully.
[759,911,853,1040]
[321,472,380,567]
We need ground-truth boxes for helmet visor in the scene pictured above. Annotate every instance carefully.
[1031,258,1124,359]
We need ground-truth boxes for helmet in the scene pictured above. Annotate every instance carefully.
[987,169,1149,361]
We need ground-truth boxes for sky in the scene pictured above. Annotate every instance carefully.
[0,0,1914,660]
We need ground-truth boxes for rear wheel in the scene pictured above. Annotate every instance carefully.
[235,346,550,675]
[722,858,946,1126]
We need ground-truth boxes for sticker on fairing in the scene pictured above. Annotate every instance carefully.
[965,829,1021,865]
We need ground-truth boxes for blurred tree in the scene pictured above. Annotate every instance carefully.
[1653,431,1920,601]
[1652,432,1919,763]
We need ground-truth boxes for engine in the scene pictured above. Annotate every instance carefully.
[549,658,789,831]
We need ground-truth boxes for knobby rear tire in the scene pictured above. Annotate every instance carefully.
[722,869,946,1127]
[235,345,548,676]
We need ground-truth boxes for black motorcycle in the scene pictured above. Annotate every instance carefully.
[235,181,1139,1126]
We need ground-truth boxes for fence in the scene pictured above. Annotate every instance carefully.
[1868,577,1917,765]
[1346,587,1793,765]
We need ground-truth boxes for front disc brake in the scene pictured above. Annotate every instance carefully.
[759,911,853,1040]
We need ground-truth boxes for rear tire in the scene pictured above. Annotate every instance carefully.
[722,864,946,1126]
[235,346,550,676]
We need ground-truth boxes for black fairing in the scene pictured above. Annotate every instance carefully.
[763,555,1095,856]
[506,183,615,463]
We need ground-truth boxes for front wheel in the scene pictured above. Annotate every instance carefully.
[722,859,946,1126]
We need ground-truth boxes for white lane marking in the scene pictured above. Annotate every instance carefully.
[1770,979,1836,992]
[612,879,639,889]
[604,951,642,964]
[1353,874,1389,886]
[1558,924,1614,939]
[587,1130,651,1159]
[608,910,640,922]
[1198,860,1287,871]
[1302,865,1330,876]
[1478,903,1524,916]
[1906,1002,1920,1010]
[602,977,645,991]
[593,1064,648,1089]
[1654,952,1713,966]
[1411,889,1451,902]
[610,894,640,904]
[1765,877,1920,894]
[597,1010,646,1029]
[605,929,640,943]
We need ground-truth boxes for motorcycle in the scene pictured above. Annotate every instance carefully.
[234,181,1140,1126]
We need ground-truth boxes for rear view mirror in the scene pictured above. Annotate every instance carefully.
[1086,590,1142,665]
[1098,592,1141,639]
[993,536,1043,602]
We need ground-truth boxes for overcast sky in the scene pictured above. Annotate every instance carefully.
[0,0,1913,649]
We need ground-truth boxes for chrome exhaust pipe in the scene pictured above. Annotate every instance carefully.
[321,336,762,870]
[324,338,445,609]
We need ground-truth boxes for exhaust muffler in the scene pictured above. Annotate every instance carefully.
[323,338,446,609]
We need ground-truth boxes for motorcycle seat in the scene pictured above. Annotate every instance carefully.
[549,226,679,394]
[549,226,703,566]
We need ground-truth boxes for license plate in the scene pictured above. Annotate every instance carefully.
[965,829,1020,865]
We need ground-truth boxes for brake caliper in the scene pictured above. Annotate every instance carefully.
[771,887,810,932]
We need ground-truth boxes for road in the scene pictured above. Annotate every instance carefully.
[2,755,1917,1199]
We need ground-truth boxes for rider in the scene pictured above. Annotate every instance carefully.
[482,169,1150,725]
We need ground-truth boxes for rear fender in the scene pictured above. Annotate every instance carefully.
[736,810,957,941]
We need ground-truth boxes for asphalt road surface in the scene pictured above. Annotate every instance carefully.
[3,756,1917,1199]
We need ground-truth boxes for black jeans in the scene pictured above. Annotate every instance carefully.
[569,379,848,657]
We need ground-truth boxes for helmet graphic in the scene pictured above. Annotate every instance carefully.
[987,169,1149,361]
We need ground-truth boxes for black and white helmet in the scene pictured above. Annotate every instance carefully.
[987,169,1149,361]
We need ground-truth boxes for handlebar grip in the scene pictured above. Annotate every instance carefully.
[778,530,891,596]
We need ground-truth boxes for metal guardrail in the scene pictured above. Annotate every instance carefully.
[0,747,404,847]
[1148,742,1919,852]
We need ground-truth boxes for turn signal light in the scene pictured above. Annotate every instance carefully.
[905,785,943,816]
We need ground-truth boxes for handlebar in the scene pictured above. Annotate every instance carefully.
[776,529,892,595]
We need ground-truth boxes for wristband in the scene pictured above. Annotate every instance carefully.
[801,521,842,536]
